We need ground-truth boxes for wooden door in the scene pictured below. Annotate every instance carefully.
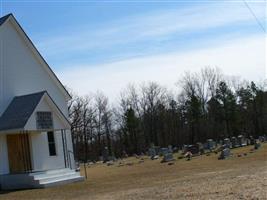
[7,134,32,173]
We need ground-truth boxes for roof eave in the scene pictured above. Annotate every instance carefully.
[0,128,25,134]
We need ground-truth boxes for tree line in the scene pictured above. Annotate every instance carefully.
[68,67,267,161]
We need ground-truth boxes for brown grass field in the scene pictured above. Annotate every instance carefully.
[1,143,267,200]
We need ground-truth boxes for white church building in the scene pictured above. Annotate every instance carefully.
[0,14,83,189]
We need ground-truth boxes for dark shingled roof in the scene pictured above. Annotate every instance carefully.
[0,13,12,26]
[0,91,46,131]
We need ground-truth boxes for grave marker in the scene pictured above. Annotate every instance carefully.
[259,136,266,143]
[218,148,231,159]
[223,138,232,149]
[231,137,239,148]
[207,139,216,151]
[148,147,158,160]
[185,145,200,155]
[254,140,261,149]
[237,135,247,147]
[160,148,169,156]
[196,142,204,154]
[249,136,255,145]
[161,153,174,163]
[168,145,173,153]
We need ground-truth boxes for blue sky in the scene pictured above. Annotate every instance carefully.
[1,1,266,100]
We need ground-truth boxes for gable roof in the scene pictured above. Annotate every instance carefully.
[0,91,46,131]
[0,13,71,100]
[0,91,70,132]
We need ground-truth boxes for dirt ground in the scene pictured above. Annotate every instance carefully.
[1,144,267,200]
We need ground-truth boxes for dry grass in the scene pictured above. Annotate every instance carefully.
[1,144,267,200]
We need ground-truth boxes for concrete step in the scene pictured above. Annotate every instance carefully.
[33,169,76,180]
[30,168,84,188]
[38,175,84,188]
[37,172,80,184]
[0,168,84,190]
[30,168,72,176]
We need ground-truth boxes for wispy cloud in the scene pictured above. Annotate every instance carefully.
[56,34,266,102]
[31,2,265,102]
[36,2,265,60]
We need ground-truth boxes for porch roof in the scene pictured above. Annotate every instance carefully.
[0,91,70,132]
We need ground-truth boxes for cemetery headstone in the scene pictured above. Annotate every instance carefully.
[160,148,169,156]
[154,146,161,155]
[254,140,261,149]
[186,145,200,155]
[249,136,255,145]
[218,148,231,159]
[196,142,204,154]
[259,136,266,143]
[231,137,239,148]
[161,153,174,163]
[238,135,247,147]
[172,146,178,153]
[149,147,157,160]
[182,145,188,154]
[223,138,232,148]
[168,145,173,153]
[207,139,216,151]
[203,142,208,150]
